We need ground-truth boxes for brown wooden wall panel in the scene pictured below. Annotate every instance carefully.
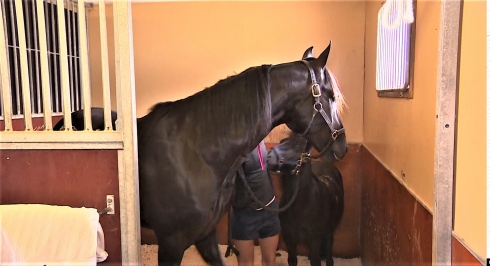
[0,149,121,265]
[452,234,484,265]
[0,116,61,131]
[361,146,433,265]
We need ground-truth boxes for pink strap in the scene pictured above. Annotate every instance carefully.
[257,144,264,170]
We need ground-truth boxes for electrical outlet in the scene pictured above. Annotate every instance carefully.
[106,195,115,215]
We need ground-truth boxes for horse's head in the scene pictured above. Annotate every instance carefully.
[267,133,310,174]
[270,42,348,162]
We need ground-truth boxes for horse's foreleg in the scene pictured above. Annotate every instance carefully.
[154,231,186,266]
[156,245,184,266]
[194,231,225,266]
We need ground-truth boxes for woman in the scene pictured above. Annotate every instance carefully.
[231,141,280,266]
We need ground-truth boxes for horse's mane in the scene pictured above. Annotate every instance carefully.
[148,65,273,142]
[326,68,347,115]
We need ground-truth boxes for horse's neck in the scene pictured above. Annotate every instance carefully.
[268,63,308,127]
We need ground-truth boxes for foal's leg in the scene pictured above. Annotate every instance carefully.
[194,231,225,266]
[323,233,334,266]
[281,230,298,266]
[306,236,323,266]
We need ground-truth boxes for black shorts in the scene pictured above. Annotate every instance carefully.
[231,201,281,240]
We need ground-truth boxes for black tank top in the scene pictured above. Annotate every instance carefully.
[232,141,276,210]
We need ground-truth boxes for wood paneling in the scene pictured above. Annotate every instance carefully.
[452,234,484,265]
[0,116,61,131]
[0,149,121,265]
[361,146,433,265]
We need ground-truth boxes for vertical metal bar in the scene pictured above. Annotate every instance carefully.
[24,0,35,114]
[9,1,21,116]
[50,2,60,113]
[14,0,33,130]
[56,0,72,129]
[72,1,79,111]
[113,1,141,264]
[99,0,112,131]
[66,0,74,112]
[78,0,91,130]
[0,0,13,131]
[32,1,42,115]
[37,0,52,130]
[433,0,462,265]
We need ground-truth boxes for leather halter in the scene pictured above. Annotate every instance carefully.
[298,60,345,159]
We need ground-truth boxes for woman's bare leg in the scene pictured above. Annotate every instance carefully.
[258,234,279,266]
[233,239,255,266]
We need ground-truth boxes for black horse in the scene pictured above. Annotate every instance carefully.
[267,133,344,266]
[137,44,347,265]
[53,107,117,131]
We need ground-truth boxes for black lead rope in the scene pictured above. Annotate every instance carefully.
[237,163,301,213]
[225,208,239,258]
[226,145,309,257]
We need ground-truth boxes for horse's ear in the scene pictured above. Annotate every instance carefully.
[316,41,331,67]
[302,46,314,59]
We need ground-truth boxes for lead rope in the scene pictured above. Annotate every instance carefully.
[225,208,239,258]
[237,160,302,213]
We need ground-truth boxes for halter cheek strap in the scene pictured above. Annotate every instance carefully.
[298,60,345,158]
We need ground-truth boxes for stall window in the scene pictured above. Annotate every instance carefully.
[376,0,416,98]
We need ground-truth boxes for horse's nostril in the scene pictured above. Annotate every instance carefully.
[345,146,349,153]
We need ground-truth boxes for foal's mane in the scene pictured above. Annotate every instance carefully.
[149,65,273,141]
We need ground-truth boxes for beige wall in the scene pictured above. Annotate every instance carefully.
[87,1,365,143]
[363,0,440,211]
[453,0,486,259]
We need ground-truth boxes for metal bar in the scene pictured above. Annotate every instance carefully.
[99,0,112,131]
[0,1,13,130]
[14,0,33,130]
[113,1,141,264]
[0,130,122,143]
[71,1,80,111]
[32,1,42,115]
[9,1,21,116]
[24,1,35,114]
[66,0,74,112]
[36,0,53,130]
[49,2,60,113]
[78,0,92,131]
[56,0,72,129]
[0,141,123,150]
[432,0,462,264]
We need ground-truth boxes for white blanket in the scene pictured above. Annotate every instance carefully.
[0,204,105,265]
